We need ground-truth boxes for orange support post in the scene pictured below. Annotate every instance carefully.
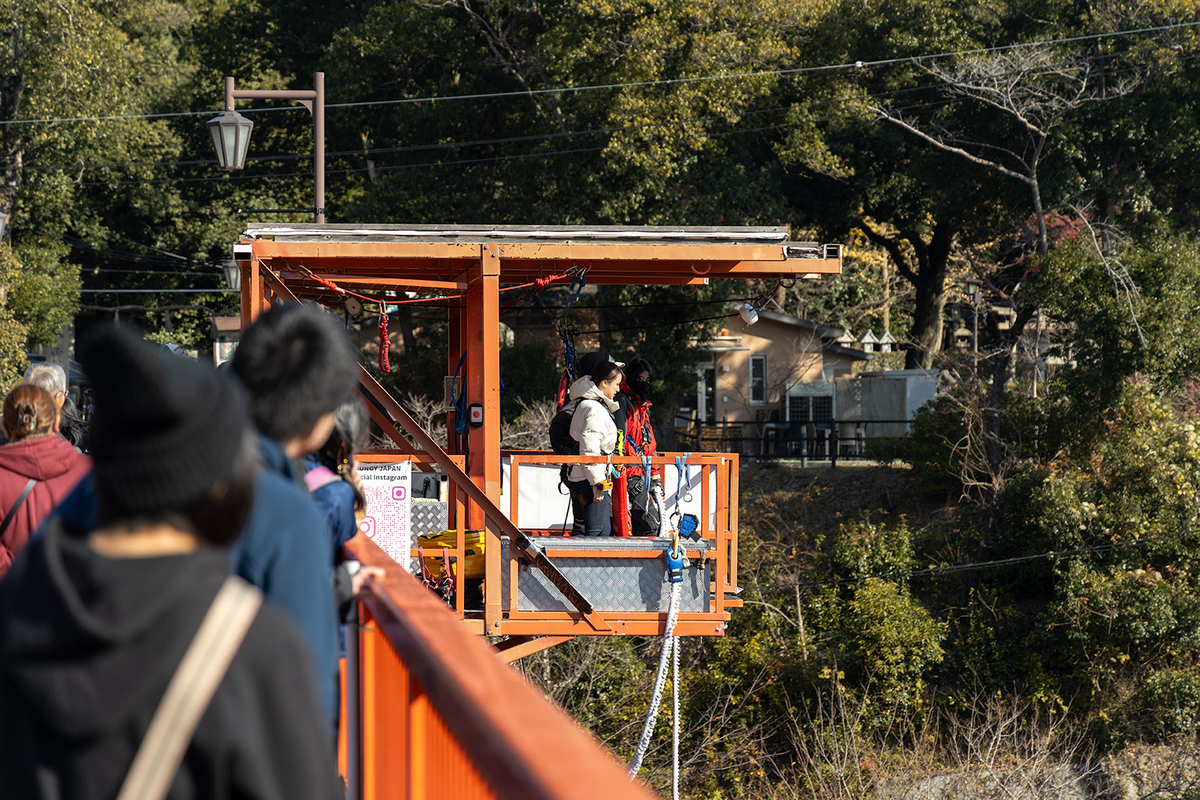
[464,248,503,633]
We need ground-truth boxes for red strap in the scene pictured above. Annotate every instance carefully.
[378,310,391,373]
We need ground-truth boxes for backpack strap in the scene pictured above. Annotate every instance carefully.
[0,478,37,538]
[304,465,340,493]
[116,576,263,800]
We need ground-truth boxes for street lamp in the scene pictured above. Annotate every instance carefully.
[965,278,981,369]
[0,211,7,241]
[207,110,254,170]
[208,72,326,224]
[221,259,241,292]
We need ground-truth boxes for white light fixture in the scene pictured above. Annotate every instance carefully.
[0,211,7,241]
[220,260,241,291]
[207,109,255,170]
[738,302,759,325]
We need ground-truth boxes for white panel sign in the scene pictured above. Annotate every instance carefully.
[356,460,413,570]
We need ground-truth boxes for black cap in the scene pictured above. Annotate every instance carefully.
[577,351,625,376]
[80,327,250,514]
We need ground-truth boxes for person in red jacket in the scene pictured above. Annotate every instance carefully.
[613,358,662,537]
[0,383,91,578]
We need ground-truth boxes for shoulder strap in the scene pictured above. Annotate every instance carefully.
[304,465,340,493]
[0,478,37,537]
[116,576,264,800]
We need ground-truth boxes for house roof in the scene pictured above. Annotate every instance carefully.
[728,307,871,362]
[824,341,873,361]
[755,308,845,340]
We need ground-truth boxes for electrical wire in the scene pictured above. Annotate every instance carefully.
[3,20,1195,127]
[23,57,1151,190]
[750,530,1186,593]
[19,46,1151,174]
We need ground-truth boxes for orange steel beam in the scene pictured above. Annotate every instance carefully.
[355,365,612,633]
[494,635,574,663]
[464,250,504,633]
[297,273,468,291]
[360,392,423,457]
[347,534,659,800]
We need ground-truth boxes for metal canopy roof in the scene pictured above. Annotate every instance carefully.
[236,223,843,294]
[242,223,793,245]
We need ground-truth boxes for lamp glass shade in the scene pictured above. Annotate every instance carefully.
[221,260,241,291]
[207,110,254,170]
[966,278,981,301]
[0,211,7,241]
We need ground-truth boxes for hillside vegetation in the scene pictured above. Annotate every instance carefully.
[520,377,1200,798]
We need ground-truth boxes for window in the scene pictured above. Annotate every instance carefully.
[750,355,767,404]
[789,395,809,423]
[813,396,833,423]
[790,394,834,424]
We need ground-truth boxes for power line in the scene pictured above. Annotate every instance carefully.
[19,45,1150,173]
[16,56,1156,190]
[3,20,1194,128]
[750,531,1183,593]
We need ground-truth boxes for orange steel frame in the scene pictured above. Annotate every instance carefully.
[237,227,839,644]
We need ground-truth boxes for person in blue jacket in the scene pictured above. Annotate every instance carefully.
[228,305,365,736]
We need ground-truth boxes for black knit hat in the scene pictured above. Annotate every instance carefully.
[80,326,250,514]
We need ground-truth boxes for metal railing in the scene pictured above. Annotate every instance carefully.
[675,420,915,464]
[341,534,662,800]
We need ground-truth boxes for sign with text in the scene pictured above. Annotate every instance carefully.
[356,460,412,571]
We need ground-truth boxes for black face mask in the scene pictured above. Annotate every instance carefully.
[630,381,651,402]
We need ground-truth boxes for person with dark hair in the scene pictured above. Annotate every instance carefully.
[304,397,383,616]
[614,358,663,537]
[0,383,90,577]
[305,398,369,554]
[229,304,362,733]
[565,354,624,537]
[0,328,340,799]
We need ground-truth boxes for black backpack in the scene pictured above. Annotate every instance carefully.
[549,398,585,456]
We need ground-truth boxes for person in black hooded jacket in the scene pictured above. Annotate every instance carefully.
[0,327,340,800]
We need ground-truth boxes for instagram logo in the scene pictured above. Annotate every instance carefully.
[391,485,407,501]
[358,516,376,538]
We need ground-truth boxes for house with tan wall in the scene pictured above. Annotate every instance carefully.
[679,310,871,450]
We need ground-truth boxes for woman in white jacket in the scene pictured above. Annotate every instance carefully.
[566,357,624,536]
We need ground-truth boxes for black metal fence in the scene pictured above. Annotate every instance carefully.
[673,420,914,465]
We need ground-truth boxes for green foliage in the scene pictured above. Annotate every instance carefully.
[992,380,1200,734]
[0,247,29,387]
[845,578,945,709]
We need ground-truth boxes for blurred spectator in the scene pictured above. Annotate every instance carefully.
[0,327,339,799]
[230,304,360,733]
[305,398,369,554]
[0,383,90,578]
[22,362,86,449]
[304,398,382,613]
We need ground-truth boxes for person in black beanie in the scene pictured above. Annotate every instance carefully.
[0,327,341,800]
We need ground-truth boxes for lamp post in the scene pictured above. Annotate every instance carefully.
[965,278,981,370]
[208,72,325,224]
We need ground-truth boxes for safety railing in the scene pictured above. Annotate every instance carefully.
[501,451,739,637]
[341,533,662,800]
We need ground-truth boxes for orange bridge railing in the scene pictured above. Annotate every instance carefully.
[339,534,662,800]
